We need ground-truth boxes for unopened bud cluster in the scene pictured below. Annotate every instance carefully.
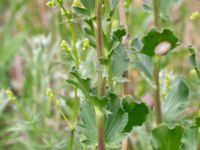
[60,40,72,52]
[6,89,16,101]
[46,0,63,7]
[46,88,54,98]
[72,0,83,8]
[190,11,200,20]
[82,38,89,51]
[46,88,60,107]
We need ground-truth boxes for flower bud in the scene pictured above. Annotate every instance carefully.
[46,0,56,7]
[82,38,89,51]
[190,69,196,75]
[5,89,16,101]
[57,0,62,4]
[46,88,54,98]
[60,8,65,16]
[55,100,60,107]
[190,11,200,20]
[155,41,171,56]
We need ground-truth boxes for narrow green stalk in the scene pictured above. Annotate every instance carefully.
[96,0,105,150]
[108,59,114,90]
[59,4,80,65]
[69,22,80,66]
[58,2,80,149]
[69,88,78,150]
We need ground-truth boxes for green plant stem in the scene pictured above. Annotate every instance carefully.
[97,108,105,150]
[59,4,80,66]
[153,58,162,124]
[58,3,80,150]
[194,68,200,81]
[106,1,113,90]
[108,63,113,89]
[96,0,104,97]
[69,88,78,150]
[96,0,105,150]
[153,0,160,30]
[152,0,162,125]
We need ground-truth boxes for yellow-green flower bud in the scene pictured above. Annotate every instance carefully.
[46,88,54,98]
[57,0,62,4]
[190,69,196,75]
[72,0,83,7]
[60,8,65,16]
[55,100,60,107]
[60,40,68,49]
[46,0,56,7]
[112,20,118,29]
[82,38,89,51]
[190,11,200,20]
[5,89,16,101]
[60,40,72,52]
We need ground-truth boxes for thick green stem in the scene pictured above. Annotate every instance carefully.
[153,0,160,30]
[96,0,105,150]
[152,0,162,125]
[96,0,104,97]
[153,59,162,124]
[96,108,105,150]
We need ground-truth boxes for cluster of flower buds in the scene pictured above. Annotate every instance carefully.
[72,0,83,8]
[60,40,72,52]
[6,89,17,101]
[46,0,63,7]
[190,11,200,20]
[46,88,54,98]
[82,38,90,51]
[46,88,60,107]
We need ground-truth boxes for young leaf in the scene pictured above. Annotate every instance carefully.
[80,0,95,15]
[180,127,198,150]
[122,96,149,132]
[140,28,179,57]
[73,7,90,16]
[110,44,129,77]
[112,26,126,41]
[76,100,97,145]
[130,37,143,52]
[151,124,184,150]
[67,68,91,97]
[104,93,128,144]
[132,54,153,79]
[162,78,189,123]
